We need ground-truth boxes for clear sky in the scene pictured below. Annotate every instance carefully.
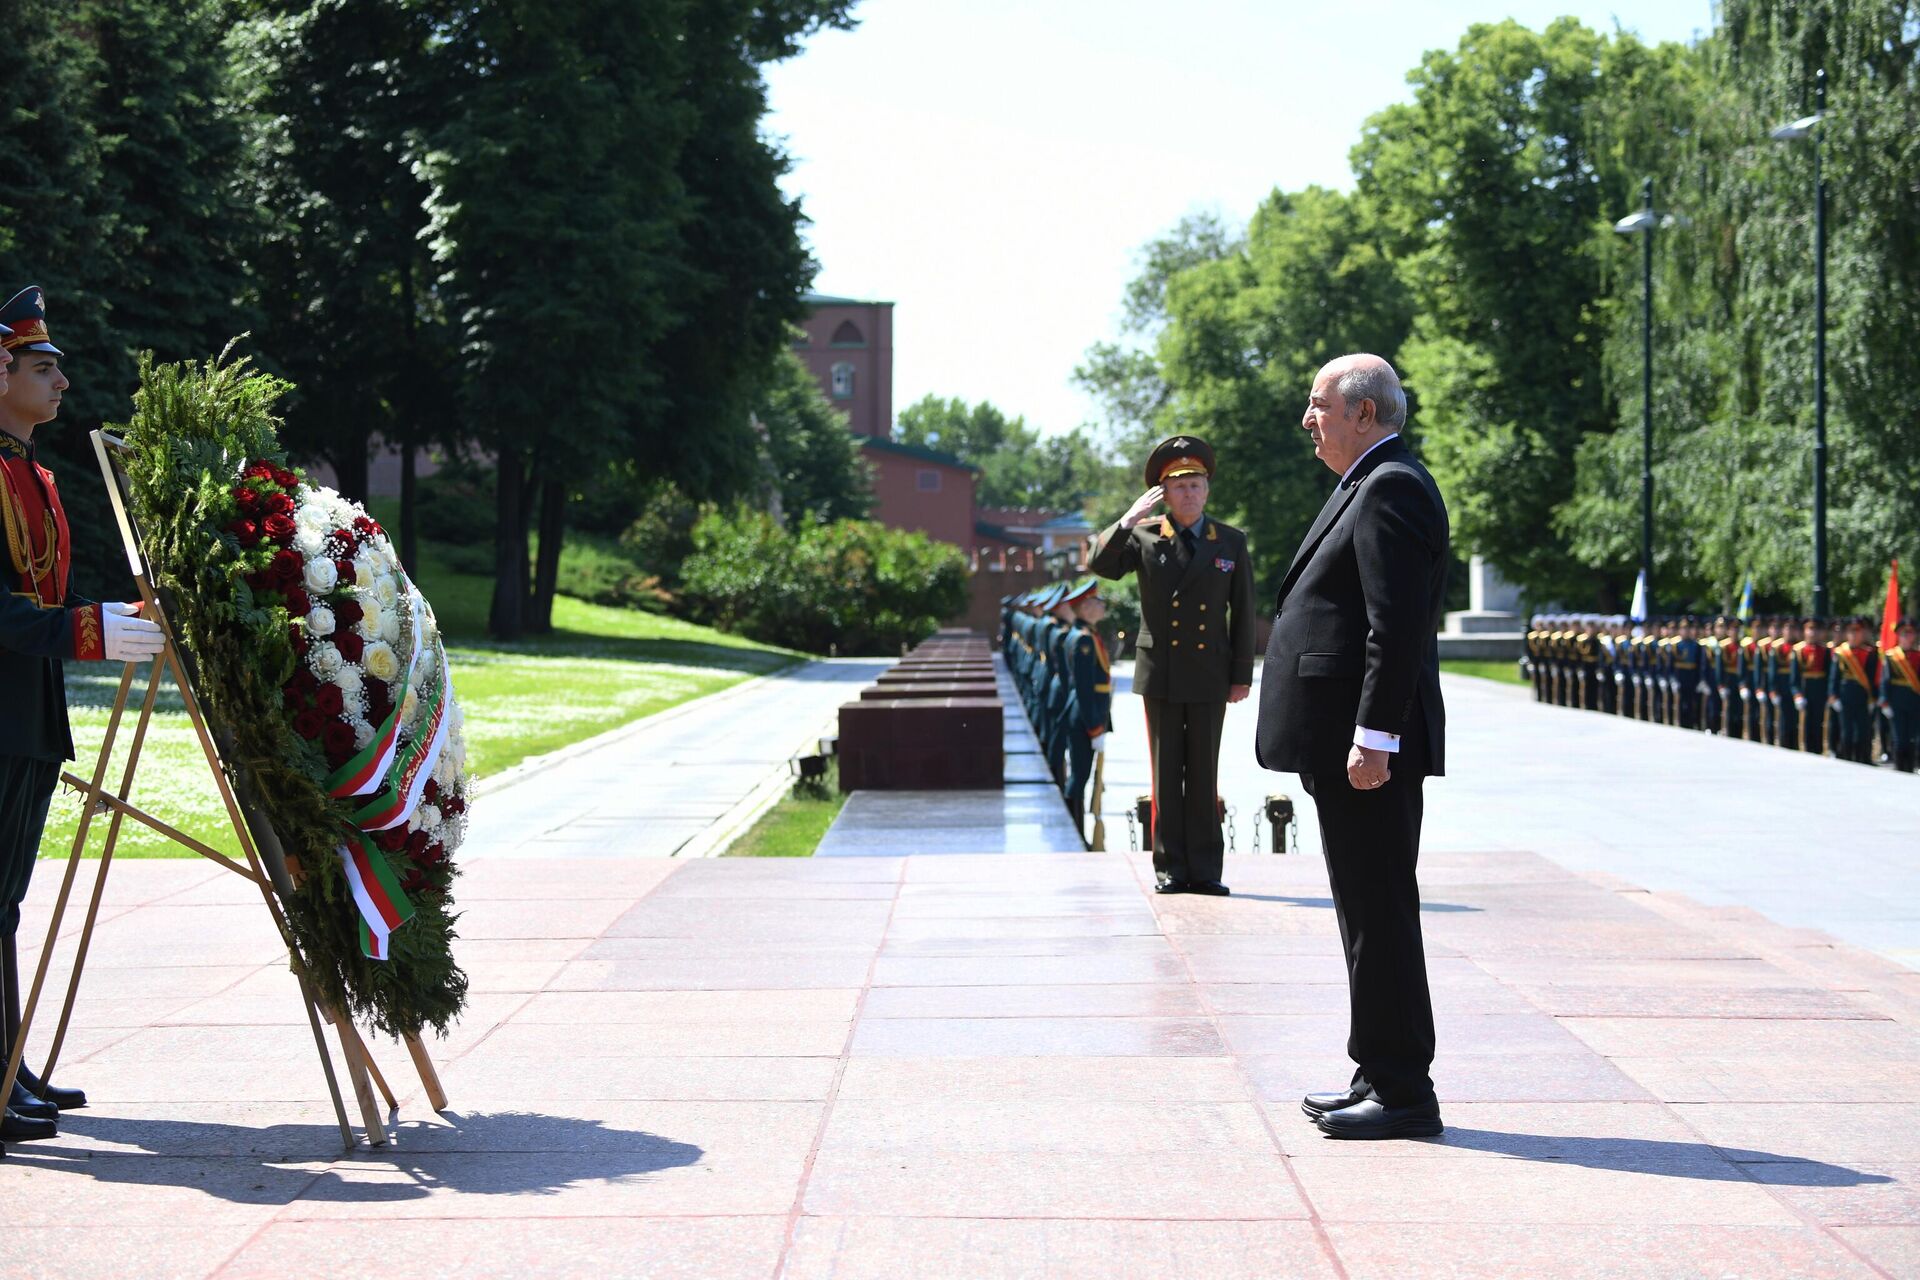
[764,0,1716,439]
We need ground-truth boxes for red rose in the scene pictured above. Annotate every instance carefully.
[322,720,355,762]
[230,519,262,548]
[264,492,295,516]
[235,487,262,513]
[270,549,303,587]
[419,841,448,867]
[314,684,344,717]
[334,558,354,582]
[244,462,274,481]
[400,869,428,893]
[282,685,305,711]
[367,686,393,724]
[274,468,299,488]
[282,587,311,617]
[291,630,310,657]
[423,778,439,804]
[334,632,365,663]
[289,668,319,696]
[405,829,430,857]
[293,708,325,740]
[375,827,409,852]
[263,513,297,543]
[444,796,465,815]
[334,599,364,627]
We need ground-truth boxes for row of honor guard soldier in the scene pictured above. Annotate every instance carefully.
[1523,610,1917,771]
[0,285,167,1142]
[1089,434,1254,896]
[999,578,1112,837]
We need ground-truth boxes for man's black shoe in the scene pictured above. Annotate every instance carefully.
[1,1106,56,1141]
[8,1079,55,1121]
[16,1064,84,1111]
[1154,874,1190,894]
[1299,1085,1371,1118]
[1190,880,1230,897]
[1314,1097,1443,1140]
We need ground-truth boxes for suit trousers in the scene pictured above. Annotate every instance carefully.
[1301,767,1436,1108]
[0,755,61,937]
[1142,696,1225,883]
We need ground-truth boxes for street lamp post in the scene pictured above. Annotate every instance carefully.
[1613,178,1660,617]
[1772,69,1831,617]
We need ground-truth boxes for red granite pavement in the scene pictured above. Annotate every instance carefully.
[7,848,1919,1279]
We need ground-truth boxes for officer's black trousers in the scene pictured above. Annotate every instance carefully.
[1141,696,1225,883]
[0,755,60,937]
[1301,768,1435,1109]
[1065,732,1094,832]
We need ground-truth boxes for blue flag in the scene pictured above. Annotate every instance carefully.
[1737,574,1754,622]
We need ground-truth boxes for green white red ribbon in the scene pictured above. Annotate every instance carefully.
[337,828,416,960]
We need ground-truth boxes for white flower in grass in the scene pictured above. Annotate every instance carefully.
[309,641,343,679]
[307,605,336,638]
[302,558,338,595]
[363,640,401,683]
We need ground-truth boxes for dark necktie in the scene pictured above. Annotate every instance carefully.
[1176,527,1196,568]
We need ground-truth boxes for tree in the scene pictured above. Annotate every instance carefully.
[895,395,1114,511]
[757,348,872,527]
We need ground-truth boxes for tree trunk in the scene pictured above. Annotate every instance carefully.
[489,452,527,639]
[398,441,418,576]
[529,477,566,635]
[330,431,372,505]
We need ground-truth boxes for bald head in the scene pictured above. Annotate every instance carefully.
[1303,353,1405,475]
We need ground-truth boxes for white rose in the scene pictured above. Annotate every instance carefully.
[343,688,368,722]
[358,600,384,640]
[400,687,420,729]
[295,502,329,532]
[418,804,442,830]
[309,641,343,679]
[375,575,398,609]
[306,605,336,638]
[293,527,327,557]
[352,719,375,750]
[354,557,375,590]
[379,609,401,644]
[363,641,401,682]
[302,558,338,595]
[333,665,363,695]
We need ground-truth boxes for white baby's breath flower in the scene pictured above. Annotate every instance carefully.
[309,641,343,679]
[306,605,336,638]
[417,804,442,830]
[302,558,338,595]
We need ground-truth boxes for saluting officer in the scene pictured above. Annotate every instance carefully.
[1,287,166,1138]
[1090,436,1254,895]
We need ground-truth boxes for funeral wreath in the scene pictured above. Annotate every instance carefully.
[117,349,469,1037]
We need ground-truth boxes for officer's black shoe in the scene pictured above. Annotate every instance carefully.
[8,1079,56,1121]
[1153,874,1190,895]
[1190,880,1231,897]
[1300,1086,1371,1118]
[1,1105,57,1141]
[1314,1096,1443,1140]
[16,1065,83,1111]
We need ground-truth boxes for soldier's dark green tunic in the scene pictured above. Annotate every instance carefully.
[1089,512,1254,884]
[1063,622,1113,828]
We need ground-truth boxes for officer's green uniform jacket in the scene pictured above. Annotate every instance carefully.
[1068,622,1114,738]
[1088,513,1254,702]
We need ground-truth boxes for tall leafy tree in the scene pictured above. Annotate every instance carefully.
[896,395,1114,511]
[757,348,872,527]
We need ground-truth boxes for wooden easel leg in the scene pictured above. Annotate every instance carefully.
[341,1021,398,1112]
[293,968,356,1152]
[41,659,167,1081]
[0,660,140,1114]
[405,1033,449,1112]
[335,1018,389,1147]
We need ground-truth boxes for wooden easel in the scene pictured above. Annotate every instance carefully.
[0,430,448,1153]
[1088,751,1107,852]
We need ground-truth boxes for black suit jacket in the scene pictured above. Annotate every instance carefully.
[1089,513,1255,703]
[1255,437,1449,777]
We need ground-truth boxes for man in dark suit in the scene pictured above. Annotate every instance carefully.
[1090,436,1255,894]
[1255,354,1449,1140]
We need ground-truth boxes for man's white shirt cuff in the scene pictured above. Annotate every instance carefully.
[1354,726,1401,754]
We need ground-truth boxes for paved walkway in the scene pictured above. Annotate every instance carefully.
[461,659,886,859]
[1102,662,1920,968]
[11,848,1920,1278]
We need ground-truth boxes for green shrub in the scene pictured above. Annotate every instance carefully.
[619,483,708,585]
[554,533,669,612]
[679,508,968,655]
[415,456,495,543]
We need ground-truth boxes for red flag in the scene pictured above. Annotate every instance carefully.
[1882,558,1903,652]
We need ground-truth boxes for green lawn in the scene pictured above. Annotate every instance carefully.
[1441,658,1529,686]
[725,763,844,858]
[45,532,796,860]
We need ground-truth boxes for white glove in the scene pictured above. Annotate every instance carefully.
[102,603,165,662]
[1090,733,1107,754]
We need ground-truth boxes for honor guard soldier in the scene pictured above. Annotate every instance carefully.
[1574,616,1601,711]
[1059,579,1113,832]
[1709,616,1740,736]
[1090,435,1254,895]
[1767,616,1799,749]
[1737,616,1766,743]
[1524,615,1546,701]
[1609,618,1633,715]
[1881,618,1919,772]
[1042,585,1079,786]
[1,288,165,1139]
[1790,617,1833,755]
[1672,617,1704,730]
[1829,617,1879,765]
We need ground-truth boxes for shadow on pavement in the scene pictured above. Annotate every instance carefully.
[12,1110,704,1205]
[1233,893,1481,913]
[1433,1128,1894,1184]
